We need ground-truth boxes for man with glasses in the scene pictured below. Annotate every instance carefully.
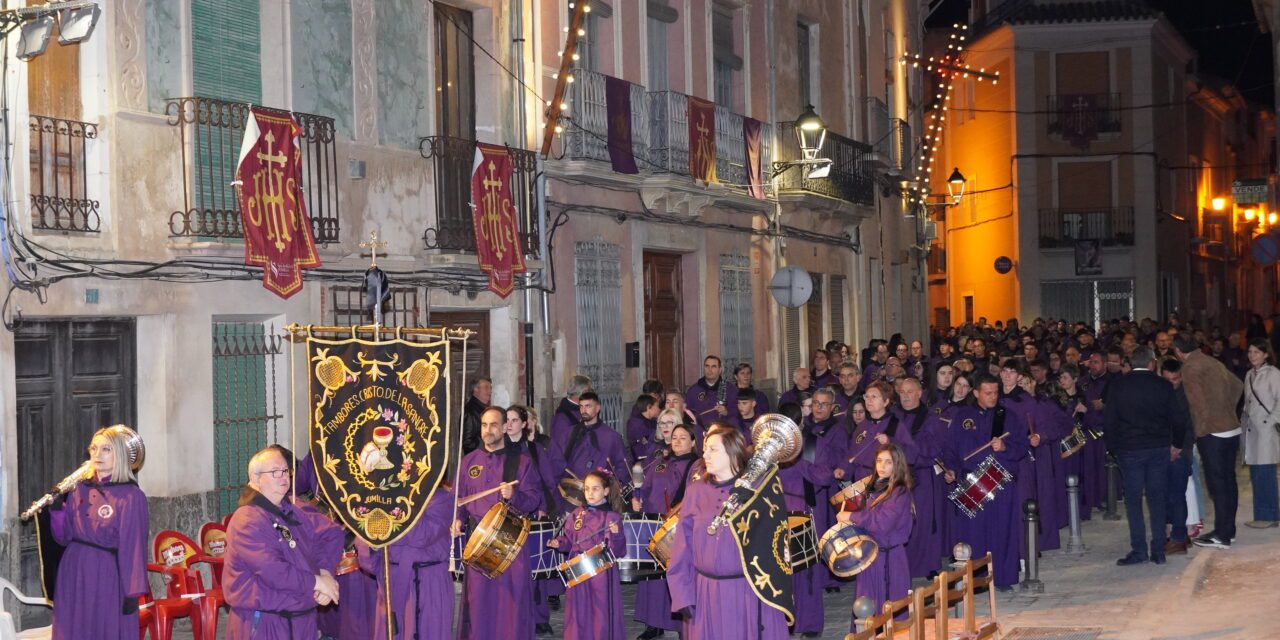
[223,447,344,639]
[832,363,863,418]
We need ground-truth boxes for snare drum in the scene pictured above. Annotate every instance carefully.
[557,542,617,588]
[526,517,565,579]
[1059,427,1087,459]
[462,501,530,578]
[818,523,880,577]
[786,512,818,570]
[948,455,1012,519]
[619,513,664,582]
[646,508,681,571]
[828,478,869,507]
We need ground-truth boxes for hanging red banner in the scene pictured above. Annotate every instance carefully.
[470,143,527,298]
[234,108,321,299]
[688,96,718,183]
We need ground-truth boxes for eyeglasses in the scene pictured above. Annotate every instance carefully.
[255,468,292,479]
[815,402,833,408]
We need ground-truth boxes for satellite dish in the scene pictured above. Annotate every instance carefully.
[770,266,813,308]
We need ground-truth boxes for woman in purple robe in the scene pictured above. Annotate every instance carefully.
[668,426,789,639]
[837,382,917,481]
[505,405,568,636]
[1025,378,1071,551]
[548,470,626,640]
[631,424,698,638]
[937,374,972,552]
[49,426,149,640]
[725,363,771,417]
[356,484,455,640]
[1057,364,1092,519]
[839,443,914,631]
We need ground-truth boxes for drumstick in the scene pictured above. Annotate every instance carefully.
[698,405,723,416]
[962,433,1010,461]
[846,438,878,465]
[456,480,519,507]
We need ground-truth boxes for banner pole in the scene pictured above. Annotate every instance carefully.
[290,326,298,502]
[384,547,394,640]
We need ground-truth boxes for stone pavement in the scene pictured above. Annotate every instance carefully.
[156,467,1280,639]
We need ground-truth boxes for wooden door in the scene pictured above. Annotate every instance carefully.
[15,318,135,609]
[428,311,490,399]
[644,251,684,391]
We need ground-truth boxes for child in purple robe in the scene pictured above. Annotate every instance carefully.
[631,424,698,638]
[49,427,149,640]
[627,395,663,463]
[839,443,915,631]
[668,426,789,639]
[549,470,626,640]
[356,484,455,640]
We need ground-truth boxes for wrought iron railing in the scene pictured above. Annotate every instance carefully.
[29,115,99,232]
[775,123,875,206]
[418,136,539,257]
[1038,207,1135,248]
[645,89,771,188]
[1047,93,1122,138]
[165,97,341,243]
[562,68,650,166]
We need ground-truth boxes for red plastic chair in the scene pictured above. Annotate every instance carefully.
[150,531,212,640]
[198,522,228,589]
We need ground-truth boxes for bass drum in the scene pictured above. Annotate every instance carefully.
[462,501,530,579]
[646,506,682,571]
[526,517,565,579]
[818,523,879,578]
[618,512,664,583]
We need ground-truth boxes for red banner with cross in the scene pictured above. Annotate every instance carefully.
[470,143,527,298]
[688,96,718,184]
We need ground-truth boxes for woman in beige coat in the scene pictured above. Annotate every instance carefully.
[1243,338,1280,528]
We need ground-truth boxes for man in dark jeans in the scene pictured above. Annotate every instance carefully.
[1176,335,1245,550]
[1159,358,1195,554]
[1104,346,1190,565]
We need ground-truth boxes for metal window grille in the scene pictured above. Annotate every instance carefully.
[328,285,421,327]
[575,239,625,429]
[212,322,283,516]
[29,115,99,232]
[806,273,824,354]
[1040,279,1134,330]
[829,275,846,344]
[718,254,753,371]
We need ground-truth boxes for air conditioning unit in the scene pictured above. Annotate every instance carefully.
[922,220,938,242]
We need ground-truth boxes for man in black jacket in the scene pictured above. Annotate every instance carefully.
[461,376,493,454]
[1104,346,1190,565]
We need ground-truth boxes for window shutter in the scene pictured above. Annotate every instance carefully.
[192,0,262,104]
[829,275,846,344]
[784,305,802,379]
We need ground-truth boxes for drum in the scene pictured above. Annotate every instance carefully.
[462,501,530,578]
[557,542,617,588]
[818,523,880,577]
[828,478,869,507]
[948,455,1012,519]
[527,517,565,579]
[618,513,664,582]
[786,512,818,570]
[449,529,466,580]
[1059,427,1088,459]
[646,508,681,571]
[558,477,585,507]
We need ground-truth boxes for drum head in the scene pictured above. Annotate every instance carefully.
[558,478,585,507]
[819,523,879,577]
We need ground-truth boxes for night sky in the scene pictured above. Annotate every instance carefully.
[927,0,1275,107]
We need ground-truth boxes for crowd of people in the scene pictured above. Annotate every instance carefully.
[41,313,1280,640]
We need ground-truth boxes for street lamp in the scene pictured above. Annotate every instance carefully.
[946,167,967,205]
[794,104,827,161]
[1244,208,1257,222]
[1212,197,1227,211]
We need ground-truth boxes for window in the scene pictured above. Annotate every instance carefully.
[797,22,814,107]
[575,239,625,429]
[574,1,599,72]
[828,275,846,344]
[328,286,422,327]
[783,305,803,379]
[212,321,282,515]
[434,3,476,140]
[647,5,670,91]
[1040,279,1134,329]
[719,255,754,371]
[712,7,740,107]
[963,295,974,324]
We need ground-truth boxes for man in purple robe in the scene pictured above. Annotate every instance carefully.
[685,355,729,428]
[729,390,762,441]
[797,388,849,590]
[832,364,863,418]
[810,349,837,389]
[551,375,592,442]
[626,395,662,462]
[998,359,1040,554]
[1079,352,1112,510]
[941,375,1029,591]
[553,392,631,480]
[894,377,946,578]
[224,447,344,639]
[725,363,770,417]
[356,484,455,640]
[454,406,541,640]
[778,367,814,408]
[777,450,832,636]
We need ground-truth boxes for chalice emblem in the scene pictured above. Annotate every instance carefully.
[359,425,397,473]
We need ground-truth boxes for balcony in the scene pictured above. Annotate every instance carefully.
[165,97,341,244]
[646,90,772,188]
[776,123,875,207]
[1039,207,1135,248]
[418,136,539,257]
[562,68,650,167]
[29,115,99,232]
[1047,93,1122,140]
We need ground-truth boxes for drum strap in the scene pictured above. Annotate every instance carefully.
[907,408,928,437]
[668,458,697,508]
[563,422,600,465]
[992,407,1006,439]
[501,445,521,484]
[884,416,900,439]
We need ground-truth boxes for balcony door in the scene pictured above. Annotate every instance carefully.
[644,251,684,391]
[434,2,475,140]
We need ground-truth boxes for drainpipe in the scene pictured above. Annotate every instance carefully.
[512,0,536,407]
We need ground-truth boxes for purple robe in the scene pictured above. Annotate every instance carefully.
[552,420,631,481]
[1080,373,1111,510]
[899,405,947,578]
[685,377,729,428]
[936,401,967,551]
[1029,395,1072,551]
[455,447,540,640]
[552,506,626,640]
[725,385,771,418]
[778,385,813,409]
[727,412,758,442]
[551,397,583,443]
[49,479,149,640]
[1000,387,1040,556]
[223,491,344,639]
[777,460,830,635]
[667,470,789,639]
[811,368,837,390]
[626,415,658,463]
[847,487,914,629]
[335,568,377,639]
[832,389,862,419]
[838,413,918,480]
[941,405,1029,589]
[633,454,695,631]
[356,485,455,640]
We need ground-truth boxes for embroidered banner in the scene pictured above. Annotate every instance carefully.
[688,95,718,183]
[744,117,765,200]
[1059,93,1100,149]
[308,334,451,548]
[605,75,639,174]
[470,143,527,298]
[235,108,321,299]
[729,463,796,625]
